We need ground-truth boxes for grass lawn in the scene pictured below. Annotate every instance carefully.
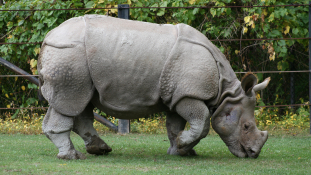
[0,133,310,174]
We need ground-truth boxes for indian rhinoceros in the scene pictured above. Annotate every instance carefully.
[38,15,269,160]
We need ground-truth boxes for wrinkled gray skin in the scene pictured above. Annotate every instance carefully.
[38,15,269,160]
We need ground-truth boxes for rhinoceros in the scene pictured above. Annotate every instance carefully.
[38,15,269,160]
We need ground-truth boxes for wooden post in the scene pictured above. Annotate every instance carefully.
[117,4,130,134]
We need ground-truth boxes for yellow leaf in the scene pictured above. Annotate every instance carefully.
[30,59,37,68]
[15,77,18,81]
[7,35,12,39]
[110,5,118,14]
[235,50,240,54]
[31,68,38,75]
[244,16,251,24]
[247,20,255,29]
[284,26,290,35]
[104,4,111,12]
[246,20,253,27]
[98,0,105,3]
[243,27,248,34]
[34,47,40,55]
[298,157,301,159]
[6,105,10,108]
[269,52,275,61]
[127,0,131,5]
[268,13,274,22]
[189,0,196,5]
[21,86,25,91]
[263,9,268,16]
[5,94,9,98]
[256,93,260,100]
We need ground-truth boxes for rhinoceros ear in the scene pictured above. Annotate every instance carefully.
[253,77,271,92]
[241,73,257,96]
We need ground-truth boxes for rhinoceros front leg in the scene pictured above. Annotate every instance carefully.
[42,107,86,160]
[72,103,112,155]
[174,98,211,156]
[166,112,197,156]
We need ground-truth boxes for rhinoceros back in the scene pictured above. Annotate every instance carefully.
[84,15,177,112]
[38,16,94,116]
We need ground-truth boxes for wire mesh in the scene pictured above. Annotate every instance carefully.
[0,3,310,114]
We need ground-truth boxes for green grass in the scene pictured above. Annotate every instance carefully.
[0,133,310,174]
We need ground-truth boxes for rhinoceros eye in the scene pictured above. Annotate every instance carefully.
[244,123,250,131]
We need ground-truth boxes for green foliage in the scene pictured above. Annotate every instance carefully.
[0,0,310,127]
[255,94,310,129]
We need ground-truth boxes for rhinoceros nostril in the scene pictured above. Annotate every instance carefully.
[250,149,256,156]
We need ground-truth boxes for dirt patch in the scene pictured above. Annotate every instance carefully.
[4,169,22,172]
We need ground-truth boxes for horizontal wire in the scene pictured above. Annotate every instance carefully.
[209,37,311,42]
[0,107,48,110]
[256,104,311,108]
[0,75,39,77]
[0,42,42,45]
[235,70,311,74]
[2,37,311,45]
[1,70,310,78]
[0,104,309,110]
[0,4,308,12]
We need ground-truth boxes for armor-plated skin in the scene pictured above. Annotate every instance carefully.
[38,15,269,160]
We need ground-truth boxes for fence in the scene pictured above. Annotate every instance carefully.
[0,2,311,133]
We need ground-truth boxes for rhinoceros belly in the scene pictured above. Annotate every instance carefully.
[84,15,177,113]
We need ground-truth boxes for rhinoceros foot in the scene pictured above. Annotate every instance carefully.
[177,140,200,156]
[57,150,86,160]
[168,146,197,156]
[86,135,112,155]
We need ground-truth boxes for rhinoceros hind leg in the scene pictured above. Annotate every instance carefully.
[166,112,186,155]
[166,112,197,156]
[72,103,112,155]
[42,107,86,160]
[174,98,210,156]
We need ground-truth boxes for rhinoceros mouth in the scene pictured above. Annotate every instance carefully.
[227,143,248,158]
[240,144,259,159]
[240,144,248,158]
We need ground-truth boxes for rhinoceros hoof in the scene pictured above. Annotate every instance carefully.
[86,138,112,155]
[86,143,112,155]
[167,146,179,155]
[57,150,86,160]
[177,148,198,156]
[168,146,197,156]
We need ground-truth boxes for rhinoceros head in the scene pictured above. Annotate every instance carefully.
[211,73,270,158]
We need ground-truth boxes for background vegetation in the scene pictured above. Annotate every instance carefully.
[0,0,310,132]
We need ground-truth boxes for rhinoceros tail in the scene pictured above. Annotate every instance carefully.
[37,77,46,101]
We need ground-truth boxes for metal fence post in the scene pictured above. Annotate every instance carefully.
[118,4,130,134]
[290,54,295,108]
[309,1,311,134]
